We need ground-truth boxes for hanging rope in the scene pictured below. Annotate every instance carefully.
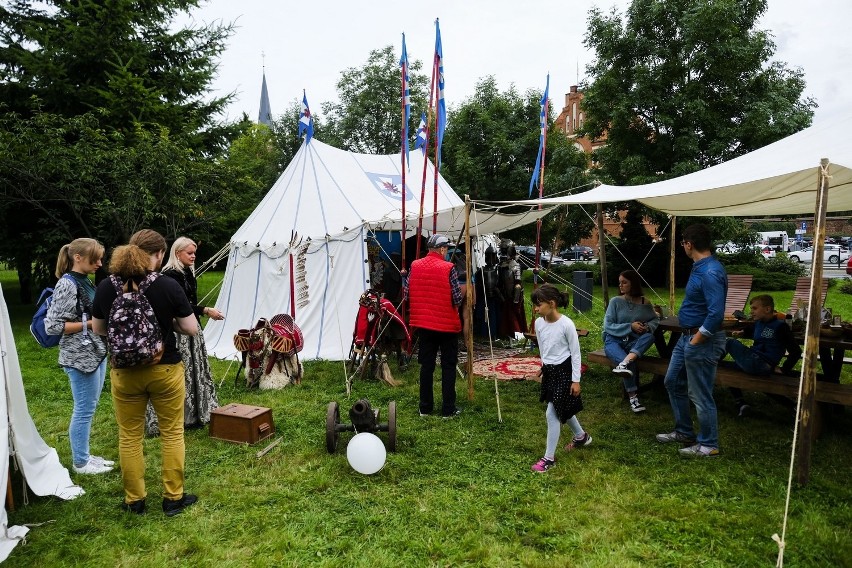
[471,202,502,423]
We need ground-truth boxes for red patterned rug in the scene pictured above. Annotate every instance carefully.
[472,357,590,381]
[472,357,543,381]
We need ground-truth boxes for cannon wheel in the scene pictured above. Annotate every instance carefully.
[387,401,397,452]
[326,401,340,453]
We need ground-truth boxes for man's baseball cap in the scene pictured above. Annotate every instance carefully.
[427,234,453,249]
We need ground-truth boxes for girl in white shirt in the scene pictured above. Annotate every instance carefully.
[530,284,592,472]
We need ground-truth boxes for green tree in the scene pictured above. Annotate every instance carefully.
[579,0,815,283]
[0,0,238,298]
[321,45,429,153]
[0,109,226,296]
[0,0,236,151]
[581,0,814,184]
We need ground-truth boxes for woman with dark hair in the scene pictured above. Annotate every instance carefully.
[602,270,659,413]
[145,236,222,436]
[92,229,200,516]
[45,238,112,475]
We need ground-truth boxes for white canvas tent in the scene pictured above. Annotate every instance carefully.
[0,283,85,562]
[506,112,852,216]
[204,139,552,361]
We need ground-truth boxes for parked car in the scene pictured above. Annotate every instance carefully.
[715,241,740,254]
[749,244,775,259]
[516,245,564,269]
[559,245,594,261]
[787,244,850,264]
[847,256,852,275]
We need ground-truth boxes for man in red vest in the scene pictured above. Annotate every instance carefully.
[406,234,462,417]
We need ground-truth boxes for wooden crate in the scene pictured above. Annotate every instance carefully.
[209,403,274,444]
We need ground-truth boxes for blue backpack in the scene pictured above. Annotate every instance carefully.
[30,274,78,348]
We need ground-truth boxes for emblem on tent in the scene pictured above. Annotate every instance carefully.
[366,172,413,202]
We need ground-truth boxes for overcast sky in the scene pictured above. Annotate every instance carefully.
[186,0,851,125]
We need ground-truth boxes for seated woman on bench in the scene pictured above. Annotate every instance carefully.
[603,270,660,413]
[724,294,795,416]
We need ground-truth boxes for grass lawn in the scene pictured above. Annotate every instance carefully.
[1,269,851,567]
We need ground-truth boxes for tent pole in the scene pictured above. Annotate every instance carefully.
[669,216,676,314]
[796,158,831,485]
[597,203,609,307]
[464,196,474,399]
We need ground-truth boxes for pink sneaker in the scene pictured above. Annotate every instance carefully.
[530,457,555,473]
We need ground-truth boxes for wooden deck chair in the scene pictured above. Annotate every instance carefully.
[724,274,753,317]
[791,276,829,311]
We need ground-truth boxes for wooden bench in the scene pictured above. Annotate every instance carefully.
[725,274,753,317]
[790,276,829,312]
[586,348,852,407]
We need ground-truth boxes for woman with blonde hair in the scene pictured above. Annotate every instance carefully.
[92,229,200,516]
[45,238,112,475]
[145,236,223,436]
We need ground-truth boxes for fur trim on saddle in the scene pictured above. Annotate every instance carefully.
[233,315,305,389]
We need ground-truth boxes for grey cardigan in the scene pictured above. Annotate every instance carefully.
[44,274,107,373]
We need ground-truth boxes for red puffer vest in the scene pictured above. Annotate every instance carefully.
[408,252,461,333]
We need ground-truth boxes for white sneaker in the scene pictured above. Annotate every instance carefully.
[90,455,115,467]
[73,458,113,475]
[612,361,633,377]
[629,396,646,413]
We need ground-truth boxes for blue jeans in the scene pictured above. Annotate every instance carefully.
[725,339,772,375]
[663,331,726,449]
[603,332,656,392]
[64,358,108,467]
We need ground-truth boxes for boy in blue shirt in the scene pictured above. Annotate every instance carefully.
[725,294,794,416]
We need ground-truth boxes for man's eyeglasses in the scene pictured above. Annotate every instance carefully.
[681,240,690,246]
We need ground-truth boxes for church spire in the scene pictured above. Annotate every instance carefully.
[258,54,272,126]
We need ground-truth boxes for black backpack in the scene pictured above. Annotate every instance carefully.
[106,273,164,368]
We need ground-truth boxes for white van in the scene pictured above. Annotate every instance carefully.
[757,231,789,253]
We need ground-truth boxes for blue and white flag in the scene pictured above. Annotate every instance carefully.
[400,33,411,169]
[529,74,549,197]
[298,90,314,144]
[414,112,427,154]
[434,19,446,168]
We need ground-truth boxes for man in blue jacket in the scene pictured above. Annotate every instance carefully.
[656,224,727,457]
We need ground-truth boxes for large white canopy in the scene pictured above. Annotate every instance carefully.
[501,113,852,216]
[206,139,551,361]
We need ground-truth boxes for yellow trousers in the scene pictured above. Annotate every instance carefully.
[110,363,185,503]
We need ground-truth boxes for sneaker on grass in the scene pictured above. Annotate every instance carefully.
[679,444,719,458]
[655,431,696,445]
[73,458,113,475]
[629,396,645,413]
[530,457,555,472]
[564,432,592,452]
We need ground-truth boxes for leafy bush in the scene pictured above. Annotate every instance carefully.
[837,277,852,295]
[717,250,804,291]
[548,261,600,283]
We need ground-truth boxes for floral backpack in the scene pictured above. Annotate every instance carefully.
[107,273,164,368]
